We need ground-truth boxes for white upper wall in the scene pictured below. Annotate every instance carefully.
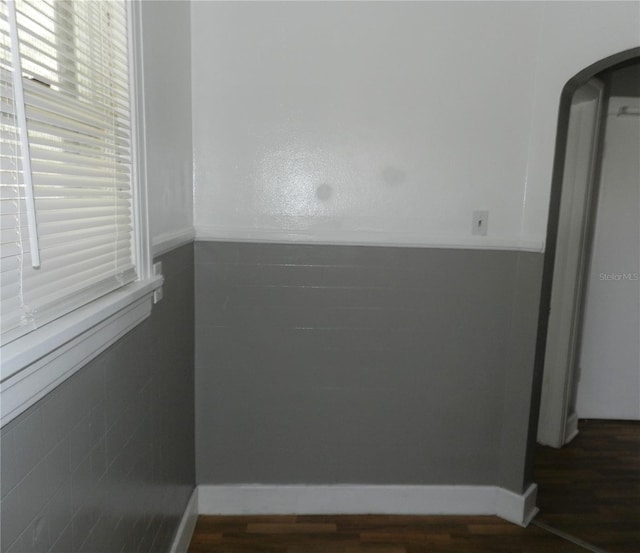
[140,0,194,253]
[191,1,639,251]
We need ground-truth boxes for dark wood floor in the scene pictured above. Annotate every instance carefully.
[188,514,587,552]
[188,420,639,553]
[534,419,640,553]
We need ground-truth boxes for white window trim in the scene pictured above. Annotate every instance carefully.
[0,1,159,426]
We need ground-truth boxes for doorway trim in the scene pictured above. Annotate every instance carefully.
[525,47,640,470]
[537,77,605,447]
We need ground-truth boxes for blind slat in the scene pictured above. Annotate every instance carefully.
[25,104,131,142]
[22,117,130,151]
[1,267,136,341]
[24,79,130,132]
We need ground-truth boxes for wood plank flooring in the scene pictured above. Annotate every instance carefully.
[534,419,640,553]
[188,420,639,553]
[188,514,587,552]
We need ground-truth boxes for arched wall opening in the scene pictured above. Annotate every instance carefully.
[525,47,640,486]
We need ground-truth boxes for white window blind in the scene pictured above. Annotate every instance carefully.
[0,0,136,344]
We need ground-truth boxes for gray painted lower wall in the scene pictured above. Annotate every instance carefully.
[195,241,543,494]
[0,243,195,553]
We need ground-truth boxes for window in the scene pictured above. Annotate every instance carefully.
[1,0,137,343]
[0,0,159,424]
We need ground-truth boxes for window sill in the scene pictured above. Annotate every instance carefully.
[0,275,163,427]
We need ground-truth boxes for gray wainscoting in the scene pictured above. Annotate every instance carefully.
[195,241,542,493]
[0,243,195,553]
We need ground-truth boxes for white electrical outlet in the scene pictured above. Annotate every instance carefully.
[472,210,489,236]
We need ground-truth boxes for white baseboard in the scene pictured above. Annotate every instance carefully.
[564,412,579,444]
[169,488,199,553]
[197,484,538,527]
[495,483,539,526]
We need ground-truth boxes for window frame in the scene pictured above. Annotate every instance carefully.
[0,0,161,426]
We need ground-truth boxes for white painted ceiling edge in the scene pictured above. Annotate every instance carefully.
[187,1,639,253]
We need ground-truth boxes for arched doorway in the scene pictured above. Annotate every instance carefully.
[527,48,640,551]
[528,46,639,455]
